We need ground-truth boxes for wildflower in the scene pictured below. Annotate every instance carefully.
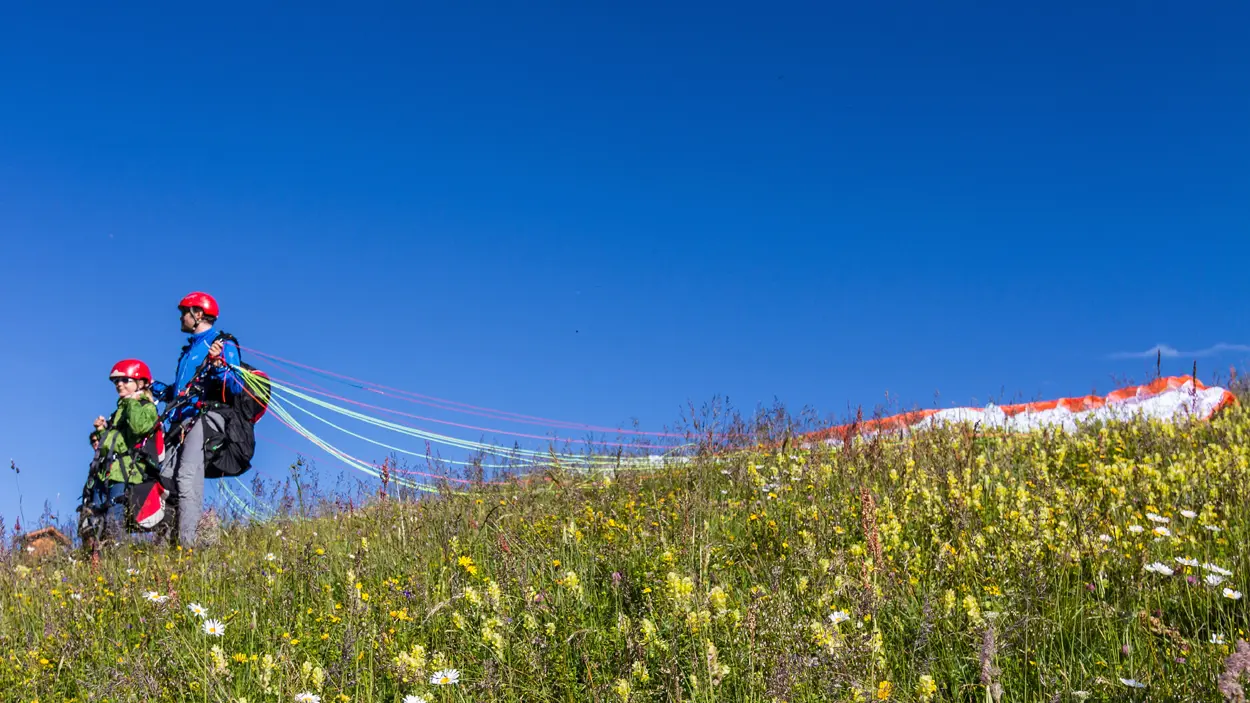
[613,678,632,702]
[1211,634,1227,645]
[1119,678,1146,689]
[203,619,226,636]
[876,680,893,700]
[188,603,208,618]
[1146,512,1169,524]
[294,694,320,703]
[265,553,276,562]
[1143,562,1174,576]
[430,668,460,685]
[402,697,428,703]
[210,645,228,674]
[457,556,477,576]
[1175,557,1199,567]
[1098,534,1112,543]
[143,591,170,604]
[916,675,937,701]
[1127,525,1144,534]
[829,610,851,625]
[1181,510,1197,519]
[126,568,139,576]
[963,594,983,624]
[1207,574,1227,587]
[1072,692,1091,700]
[631,661,650,683]
[1203,563,1234,577]
[1223,588,1243,600]
[1152,526,1171,537]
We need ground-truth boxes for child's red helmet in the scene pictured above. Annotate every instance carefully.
[109,359,153,383]
[178,291,219,318]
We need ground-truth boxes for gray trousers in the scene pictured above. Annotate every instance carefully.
[159,411,223,547]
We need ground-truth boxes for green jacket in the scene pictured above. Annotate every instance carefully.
[89,396,159,484]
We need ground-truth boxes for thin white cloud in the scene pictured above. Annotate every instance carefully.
[1109,343,1250,360]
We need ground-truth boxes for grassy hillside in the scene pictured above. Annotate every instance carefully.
[2,400,1249,702]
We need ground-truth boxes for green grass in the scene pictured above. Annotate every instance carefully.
[2,402,1249,702]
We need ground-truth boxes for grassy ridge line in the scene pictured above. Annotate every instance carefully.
[2,403,1249,702]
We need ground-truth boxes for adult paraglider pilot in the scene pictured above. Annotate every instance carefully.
[154,292,243,547]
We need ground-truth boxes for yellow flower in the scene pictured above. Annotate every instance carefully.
[876,680,893,700]
[916,675,937,701]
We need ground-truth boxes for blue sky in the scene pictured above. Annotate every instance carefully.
[1,1,1247,527]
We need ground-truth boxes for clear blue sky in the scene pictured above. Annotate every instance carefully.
[2,1,1247,527]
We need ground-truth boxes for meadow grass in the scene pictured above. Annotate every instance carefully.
[2,396,1249,702]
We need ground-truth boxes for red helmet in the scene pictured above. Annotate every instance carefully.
[109,359,153,383]
[178,291,219,318]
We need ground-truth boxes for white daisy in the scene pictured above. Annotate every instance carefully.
[1119,678,1146,688]
[1152,526,1171,537]
[1098,534,1112,543]
[126,568,139,576]
[1203,563,1233,577]
[202,619,226,636]
[1204,524,1221,533]
[265,553,276,562]
[1146,513,1169,524]
[829,610,851,625]
[1210,634,1227,645]
[188,603,208,618]
[1127,525,1144,534]
[1143,562,1174,576]
[403,696,429,703]
[1206,574,1226,587]
[1223,588,1243,600]
[143,591,170,604]
[430,668,460,685]
[294,694,320,703]
[70,593,82,601]
[1180,510,1197,519]
[1175,557,1199,567]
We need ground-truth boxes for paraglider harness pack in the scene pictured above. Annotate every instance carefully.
[77,403,170,541]
[172,331,271,480]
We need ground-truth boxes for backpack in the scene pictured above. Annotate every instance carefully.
[197,332,270,479]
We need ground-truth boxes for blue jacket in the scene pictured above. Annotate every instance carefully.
[156,327,244,428]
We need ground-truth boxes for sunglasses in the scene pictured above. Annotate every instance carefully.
[111,377,140,385]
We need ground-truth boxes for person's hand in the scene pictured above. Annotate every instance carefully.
[93,416,107,430]
[208,339,225,366]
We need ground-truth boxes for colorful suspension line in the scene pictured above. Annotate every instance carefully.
[235,365,688,497]
[264,373,681,451]
[262,395,445,494]
[255,430,480,486]
[217,478,273,522]
[244,346,697,438]
[260,373,666,466]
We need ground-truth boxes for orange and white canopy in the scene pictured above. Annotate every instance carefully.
[805,376,1237,445]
